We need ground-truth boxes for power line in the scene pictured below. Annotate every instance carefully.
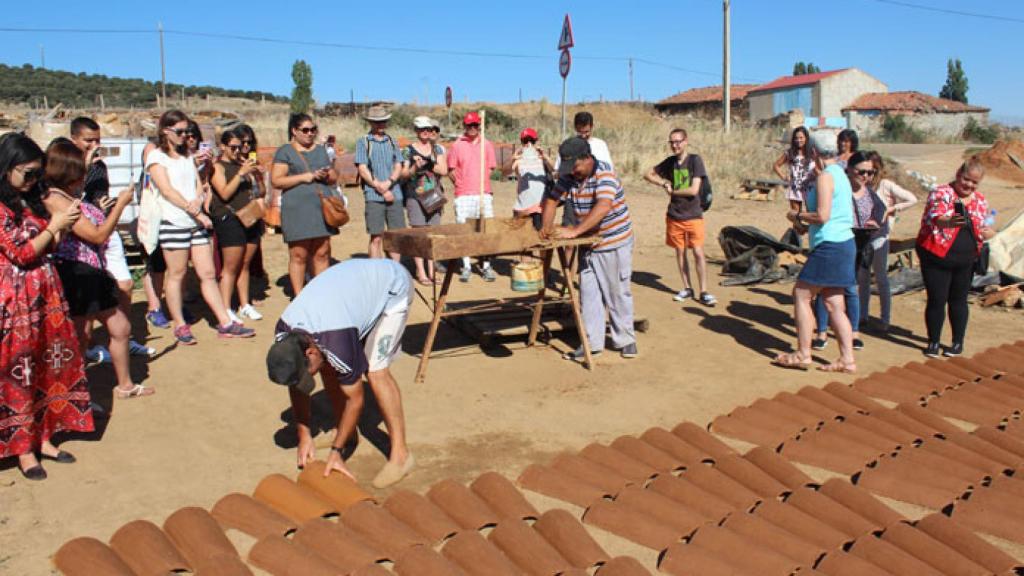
[868,0,1024,24]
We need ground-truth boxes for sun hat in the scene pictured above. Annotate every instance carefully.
[413,116,435,129]
[519,127,538,141]
[266,333,316,396]
[463,111,481,125]
[557,136,591,177]
[364,105,393,122]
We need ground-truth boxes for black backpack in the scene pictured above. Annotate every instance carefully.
[699,173,713,211]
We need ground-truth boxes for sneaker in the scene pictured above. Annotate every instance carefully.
[217,322,256,339]
[699,292,717,307]
[620,343,638,359]
[943,342,963,357]
[481,266,497,282]
[852,338,864,351]
[673,289,694,302]
[129,340,156,357]
[174,325,198,346]
[459,268,472,283]
[238,304,263,321]
[227,309,243,325]
[811,338,828,351]
[562,346,602,361]
[923,342,940,358]
[85,345,112,364]
[146,309,170,329]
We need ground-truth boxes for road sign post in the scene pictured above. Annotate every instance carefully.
[558,14,574,140]
[445,85,453,130]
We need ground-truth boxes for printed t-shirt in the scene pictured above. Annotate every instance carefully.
[653,153,706,221]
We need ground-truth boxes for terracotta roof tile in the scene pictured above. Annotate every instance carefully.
[843,91,989,113]
[656,84,758,105]
[748,69,849,93]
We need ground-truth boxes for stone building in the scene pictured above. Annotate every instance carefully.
[746,68,888,125]
[842,91,990,138]
[654,84,758,118]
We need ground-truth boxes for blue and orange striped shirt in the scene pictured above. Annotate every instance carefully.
[547,160,633,251]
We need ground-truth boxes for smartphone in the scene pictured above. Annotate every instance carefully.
[248,152,258,161]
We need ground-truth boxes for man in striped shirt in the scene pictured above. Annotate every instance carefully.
[540,137,637,360]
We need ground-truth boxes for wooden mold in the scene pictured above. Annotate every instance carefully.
[248,534,340,576]
[253,473,336,524]
[292,518,387,572]
[532,508,610,569]
[296,461,375,511]
[426,478,500,530]
[108,519,190,576]
[383,489,461,543]
[53,537,135,576]
[383,217,594,261]
[211,492,297,540]
[441,529,522,576]
[469,471,540,521]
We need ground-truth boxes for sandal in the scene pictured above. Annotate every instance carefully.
[818,360,857,374]
[772,352,811,371]
[115,384,155,399]
[416,277,434,286]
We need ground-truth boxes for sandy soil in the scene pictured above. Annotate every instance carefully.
[2,143,1022,575]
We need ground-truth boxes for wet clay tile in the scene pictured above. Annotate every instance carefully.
[853,455,969,508]
[797,386,863,416]
[211,493,297,540]
[713,454,790,497]
[952,488,1024,541]
[924,358,981,383]
[248,534,340,576]
[297,461,374,511]
[851,374,932,405]
[441,529,522,576]
[53,537,136,576]
[109,519,190,576]
[393,546,469,576]
[752,499,851,550]
[990,475,1024,499]
[843,413,917,445]
[594,556,652,576]
[774,391,842,421]
[610,435,683,472]
[1006,418,1024,440]
[947,357,1002,379]
[973,350,1024,374]
[751,398,824,429]
[426,479,500,530]
[815,421,895,454]
[918,437,1008,475]
[470,471,539,521]
[163,506,246,573]
[815,551,896,576]
[382,490,461,544]
[743,446,816,490]
[582,498,681,551]
[784,490,877,537]
[897,445,989,484]
[339,500,428,559]
[879,522,988,576]
[252,473,336,524]
[884,366,948,394]
[488,520,571,576]
[821,382,885,413]
[710,408,798,446]
[817,479,904,527]
[350,563,394,576]
[924,393,1007,427]
[551,453,632,493]
[982,379,1024,404]
[559,570,590,576]
[720,512,825,566]
[532,508,610,569]
[579,443,658,482]
[517,464,607,508]
[967,384,1024,411]
[905,361,968,386]
[660,541,753,576]
[613,485,709,535]
[686,525,803,576]
[869,407,938,439]
[639,427,712,464]
[646,475,735,521]
[973,426,1024,460]
[671,422,737,461]
[895,403,963,437]
[847,535,946,576]
[292,518,386,573]
[680,464,762,509]
[915,513,1021,573]
[777,431,878,475]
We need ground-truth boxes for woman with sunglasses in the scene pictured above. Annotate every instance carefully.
[147,110,255,344]
[211,127,264,323]
[236,124,269,292]
[271,113,338,295]
[401,116,448,285]
[0,133,93,480]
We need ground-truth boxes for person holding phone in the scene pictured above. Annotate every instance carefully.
[915,159,993,358]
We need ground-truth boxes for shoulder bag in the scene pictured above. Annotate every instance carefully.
[408,144,446,214]
[225,164,265,228]
[295,143,349,228]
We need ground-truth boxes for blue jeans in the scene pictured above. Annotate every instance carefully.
[814,284,860,334]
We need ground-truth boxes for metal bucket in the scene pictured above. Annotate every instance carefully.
[511,262,543,292]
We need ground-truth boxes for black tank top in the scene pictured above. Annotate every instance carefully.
[210,161,255,218]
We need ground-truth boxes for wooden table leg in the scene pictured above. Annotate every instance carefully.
[527,249,554,346]
[558,246,593,370]
[415,263,455,384]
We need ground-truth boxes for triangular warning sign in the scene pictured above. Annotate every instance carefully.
[558,14,574,50]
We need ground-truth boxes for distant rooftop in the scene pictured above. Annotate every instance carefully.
[656,84,759,106]
[748,69,850,94]
[842,91,990,114]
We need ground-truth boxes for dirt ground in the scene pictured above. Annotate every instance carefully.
[2,143,1022,575]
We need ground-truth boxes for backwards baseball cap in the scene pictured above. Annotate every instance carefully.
[266,333,316,396]
[557,136,591,177]
[463,111,481,125]
[519,127,538,141]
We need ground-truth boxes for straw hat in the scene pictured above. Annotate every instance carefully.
[364,105,392,122]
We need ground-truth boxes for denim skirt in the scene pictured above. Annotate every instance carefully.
[798,238,856,287]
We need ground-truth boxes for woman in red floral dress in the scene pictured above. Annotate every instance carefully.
[0,133,92,480]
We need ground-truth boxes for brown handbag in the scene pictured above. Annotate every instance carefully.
[230,200,265,228]
[294,142,349,228]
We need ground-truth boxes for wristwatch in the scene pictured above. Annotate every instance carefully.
[795,212,806,226]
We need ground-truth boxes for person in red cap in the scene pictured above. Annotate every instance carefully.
[512,128,554,228]
[447,112,498,282]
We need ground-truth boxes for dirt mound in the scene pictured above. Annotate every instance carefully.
[974,139,1024,184]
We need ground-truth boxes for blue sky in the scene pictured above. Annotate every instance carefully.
[2,0,1021,120]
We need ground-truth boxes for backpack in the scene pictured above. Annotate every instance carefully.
[699,173,713,211]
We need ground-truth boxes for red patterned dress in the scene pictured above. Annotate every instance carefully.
[0,204,93,458]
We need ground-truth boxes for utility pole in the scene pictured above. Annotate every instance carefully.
[159,22,167,105]
[723,0,731,134]
[629,58,635,101]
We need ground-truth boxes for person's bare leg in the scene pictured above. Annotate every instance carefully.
[310,238,331,278]
[162,249,189,328]
[237,242,258,308]
[287,241,310,296]
[218,245,244,312]
[368,235,382,259]
[191,243,232,326]
[693,245,708,294]
[99,307,137,391]
[143,271,161,313]
[366,369,409,465]
[823,288,856,370]
[792,282,818,361]
[675,247,691,291]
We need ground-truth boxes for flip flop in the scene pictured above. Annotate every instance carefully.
[818,361,857,374]
[772,352,811,371]
[115,384,155,399]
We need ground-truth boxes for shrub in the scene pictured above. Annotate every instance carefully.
[962,117,999,144]
[879,114,926,143]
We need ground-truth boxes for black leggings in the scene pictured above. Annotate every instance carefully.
[918,248,974,345]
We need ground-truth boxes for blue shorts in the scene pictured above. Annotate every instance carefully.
[798,238,856,288]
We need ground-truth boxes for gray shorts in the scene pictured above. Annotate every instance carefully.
[365,200,407,236]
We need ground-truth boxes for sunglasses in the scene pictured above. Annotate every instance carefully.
[187,133,200,140]
[241,139,253,146]
[855,169,877,177]
[227,145,243,152]
[668,139,685,145]
[465,123,480,128]
[168,128,189,136]
[18,167,43,181]
[297,126,319,134]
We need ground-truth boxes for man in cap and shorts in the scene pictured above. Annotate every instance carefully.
[447,111,498,282]
[266,259,415,488]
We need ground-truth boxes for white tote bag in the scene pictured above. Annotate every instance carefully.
[135,175,162,254]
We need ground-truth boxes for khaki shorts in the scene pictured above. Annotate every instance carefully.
[364,288,412,372]
[665,217,705,249]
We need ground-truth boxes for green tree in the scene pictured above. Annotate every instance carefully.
[290,60,313,114]
[807,63,820,74]
[939,58,969,103]
[793,62,806,76]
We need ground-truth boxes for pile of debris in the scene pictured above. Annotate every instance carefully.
[974,139,1024,184]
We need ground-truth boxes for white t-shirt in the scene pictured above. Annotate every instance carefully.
[554,136,614,172]
[145,149,199,227]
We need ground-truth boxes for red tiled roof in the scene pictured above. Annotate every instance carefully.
[656,84,758,106]
[748,69,849,94]
[842,91,989,113]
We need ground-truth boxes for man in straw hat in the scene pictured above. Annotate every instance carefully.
[266,259,415,488]
[355,105,405,259]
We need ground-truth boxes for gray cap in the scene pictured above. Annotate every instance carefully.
[558,136,591,177]
[810,130,838,158]
[266,333,316,396]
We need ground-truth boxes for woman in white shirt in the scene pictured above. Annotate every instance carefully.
[146,110,254,345]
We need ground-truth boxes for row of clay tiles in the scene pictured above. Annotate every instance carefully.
[516,341,1024,575]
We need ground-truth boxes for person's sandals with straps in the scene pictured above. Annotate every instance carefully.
[116,384,155,399]
[772,351,812,371]
[818,360,857,374]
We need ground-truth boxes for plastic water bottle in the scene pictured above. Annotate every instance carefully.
[983,209,996,228]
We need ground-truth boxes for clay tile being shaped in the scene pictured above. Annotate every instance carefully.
[532,508,610,569]
[441,529,522,576]
[297,461,375,511]
[595,556,652,576]
[292,517,387,572]
[426,479,500,530]
[211,492,298,540]
[487,519,572,576]
[162,507,253,575]
[469,471,540,521]
[252,473,337,524]
[248,534,341,576]
[394,545,469,576]
[109,519,190,576]
[339,500,428,559]
[517,464,607,508]
[383,489,461,543]
[53,537,136,576]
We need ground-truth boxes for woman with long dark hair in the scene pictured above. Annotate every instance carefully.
[0,133,93,480]
[271,113,338,295]
[773,126,822,214]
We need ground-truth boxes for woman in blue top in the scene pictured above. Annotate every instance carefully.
[774,135,857,373]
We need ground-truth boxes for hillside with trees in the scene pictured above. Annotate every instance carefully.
[0,63,287,108]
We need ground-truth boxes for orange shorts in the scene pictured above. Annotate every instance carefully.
[665,217,705,249]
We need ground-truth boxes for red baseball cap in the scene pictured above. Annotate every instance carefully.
[463,112,481,125]
[519,127,538,141]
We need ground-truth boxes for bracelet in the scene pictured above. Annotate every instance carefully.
[330,446,343,453]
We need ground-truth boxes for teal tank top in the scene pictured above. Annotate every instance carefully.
[807,163,854,248]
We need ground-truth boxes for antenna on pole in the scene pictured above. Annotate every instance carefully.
[629,58,634,101]
[723,0,731,134]
[159,22,167,106]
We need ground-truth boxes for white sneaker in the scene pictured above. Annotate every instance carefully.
[238,304,263,321]
[128,340,156,357]
[673,289,694,302]
[227,309,244,325]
